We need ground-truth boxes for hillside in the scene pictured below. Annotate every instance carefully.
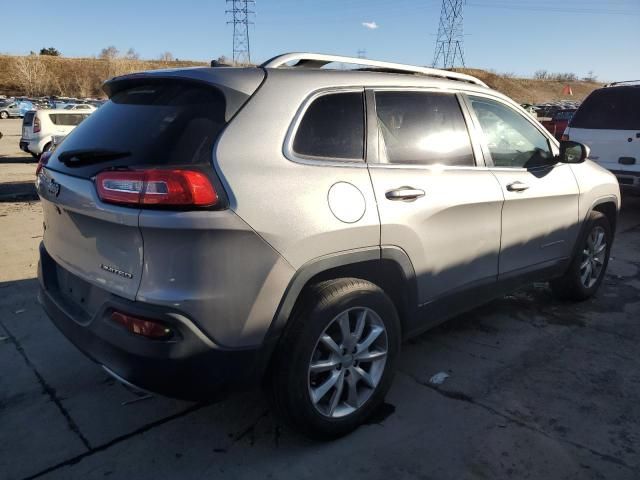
[0,54,601,103]
[455,68,602,104]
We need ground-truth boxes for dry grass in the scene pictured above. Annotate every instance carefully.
[0,54,602,103]
[0,55,207,98]
[455,68,602,103]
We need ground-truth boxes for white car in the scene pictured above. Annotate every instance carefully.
[565,81,640,192]
[19,109,91,157]
[64,103,97,112]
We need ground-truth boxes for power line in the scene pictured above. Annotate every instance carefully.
[226,0,255,65]
[432,0,466,69]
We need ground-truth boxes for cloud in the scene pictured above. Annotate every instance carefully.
[362,21,378,30]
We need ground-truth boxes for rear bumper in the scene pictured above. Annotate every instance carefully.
[37,243,260,400]
[19,138,30,153]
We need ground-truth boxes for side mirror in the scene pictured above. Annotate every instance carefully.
[559,140,589,164]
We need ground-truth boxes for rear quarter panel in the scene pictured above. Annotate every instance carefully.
[214,70,381,269]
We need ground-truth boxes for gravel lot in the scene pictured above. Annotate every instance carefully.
[1,131,639,479]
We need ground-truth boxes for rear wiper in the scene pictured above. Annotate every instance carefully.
[58,149,131,166]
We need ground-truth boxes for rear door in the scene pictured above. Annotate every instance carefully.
[38,79,231,300]
[567,87,640,172]
[464,94,580,276]
[367,89,504,304]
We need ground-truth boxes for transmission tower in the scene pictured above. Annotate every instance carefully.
[432,0,466,69]
[226,0,255,65]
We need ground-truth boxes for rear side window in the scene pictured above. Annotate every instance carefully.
[375,91,474,166]
[293,92,364,160]
[23,111,35,126]
[47,80,227,178]
[571,87,640,130]
[49,113,88,126]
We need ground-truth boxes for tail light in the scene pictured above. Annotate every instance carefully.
[110,311,173,339]
[33,116,41,133]
[35,151,51,176]
[96,169,218,208]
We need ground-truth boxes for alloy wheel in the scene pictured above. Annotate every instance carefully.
[308,307,388,418]
[580,225,607,288]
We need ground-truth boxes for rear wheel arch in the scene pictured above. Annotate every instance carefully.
[258,247,417,381]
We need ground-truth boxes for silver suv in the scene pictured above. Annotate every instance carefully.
[36,53,620,439]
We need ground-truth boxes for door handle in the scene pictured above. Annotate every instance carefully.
[385,187,425,201]
[506,181,529,192]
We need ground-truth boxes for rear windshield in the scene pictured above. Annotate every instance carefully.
[23,111,35,126]
[571,87,640,130]
[47,80,227,178]
[49,113,89,126]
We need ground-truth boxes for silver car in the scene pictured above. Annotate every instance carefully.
[36,53,620,439]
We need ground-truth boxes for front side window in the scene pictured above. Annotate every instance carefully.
[375,91,474,166]
[469,96,554,169]
[293,91,365,160]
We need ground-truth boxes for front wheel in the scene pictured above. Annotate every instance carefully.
[551,211,612,300]
[269,278,400,439]
[0,111,8,119]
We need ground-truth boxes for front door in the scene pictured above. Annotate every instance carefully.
[464,94,580,276]
[367,89,504,305]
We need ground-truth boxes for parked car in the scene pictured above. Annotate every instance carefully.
[20,109,90,157]
[565,81,640,192]
[64,103,97,112]
[0,99,34,119]
[541,108,577,140]
[36,53,620,439]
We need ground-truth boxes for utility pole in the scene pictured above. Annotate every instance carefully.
[432,0,466,69]
[226,0,255,65]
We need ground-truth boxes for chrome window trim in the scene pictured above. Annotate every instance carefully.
[283,87,367,168]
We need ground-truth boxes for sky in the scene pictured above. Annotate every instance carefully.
[2,0,639,81]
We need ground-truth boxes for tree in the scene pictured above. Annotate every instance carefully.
[99,46,120,60]
[158,52,175,62]
[124,48,140,60]
[14,55,49,96]
[533,70,549,80]
[583,70,597,82]
[40,47,61,56]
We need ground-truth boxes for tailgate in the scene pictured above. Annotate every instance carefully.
[568,128,637,171]
[37,167,143,300]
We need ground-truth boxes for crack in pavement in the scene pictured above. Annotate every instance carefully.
[22,402,207,480]
[402,371,638,474]
[0,319,92,451]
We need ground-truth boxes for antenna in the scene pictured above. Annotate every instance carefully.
[432,0,466,69]
[226,0,255,65]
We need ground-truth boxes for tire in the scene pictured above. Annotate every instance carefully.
[269,278,400,439]
[551,211,612,301]
[0,111,8,119]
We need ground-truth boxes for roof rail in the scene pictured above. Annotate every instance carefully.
[260,52,488,87]
[604,80,640,87]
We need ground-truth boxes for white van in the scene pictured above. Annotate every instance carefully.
[20,109,91,157]
[565,82,640,192]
